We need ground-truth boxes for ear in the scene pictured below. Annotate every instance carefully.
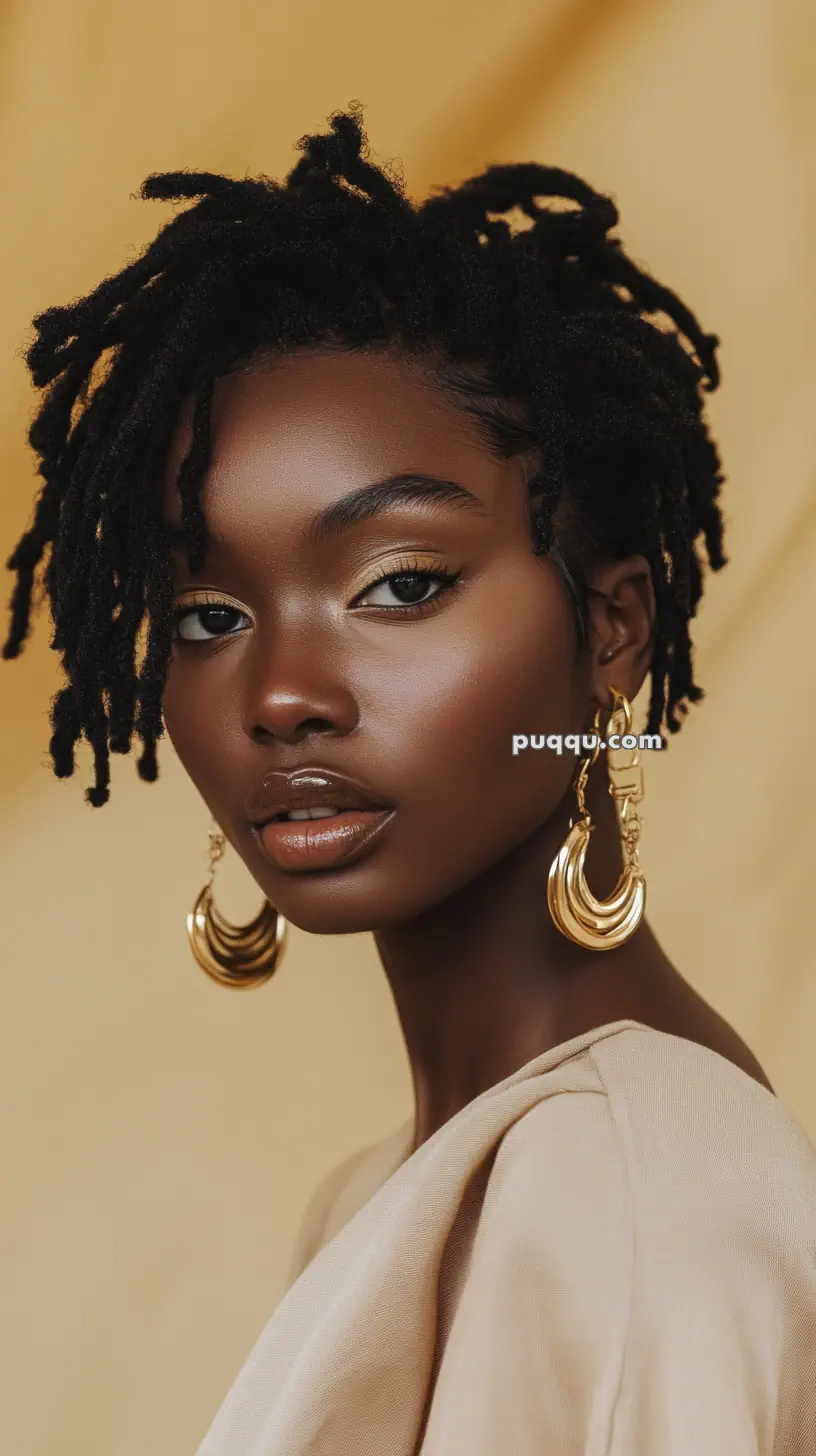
[582,555,655,710]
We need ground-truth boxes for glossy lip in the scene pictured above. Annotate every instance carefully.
[254,806,396,874]
[246,766,397,874]
[245,766,395,826]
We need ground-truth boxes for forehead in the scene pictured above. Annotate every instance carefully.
[159,348,516,531]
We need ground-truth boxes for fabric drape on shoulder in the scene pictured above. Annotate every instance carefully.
[285,1123,413,1291]
[196,1021,816,1455]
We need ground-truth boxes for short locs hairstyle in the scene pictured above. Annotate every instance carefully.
[3,102,725,807]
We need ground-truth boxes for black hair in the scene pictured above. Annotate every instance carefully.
[3,102,725,807]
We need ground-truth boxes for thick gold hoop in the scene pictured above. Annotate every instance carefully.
[547,686,646,951]
[187,827,287,988]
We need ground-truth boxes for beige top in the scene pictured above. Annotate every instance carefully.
[196,1020,816,1454]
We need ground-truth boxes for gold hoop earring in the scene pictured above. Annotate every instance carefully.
[547,686,646,951]
[187,824,287,988]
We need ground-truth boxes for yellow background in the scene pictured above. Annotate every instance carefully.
[0,1,813,1451]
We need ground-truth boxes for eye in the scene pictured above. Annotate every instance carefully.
[173,599,250,642]
[353,567,461,611]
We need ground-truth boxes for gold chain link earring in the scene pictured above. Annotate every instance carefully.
[547,686,646,950]
[187,822,287,987]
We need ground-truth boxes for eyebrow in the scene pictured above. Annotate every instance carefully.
[306,472,489,545]
[160,472,488,554]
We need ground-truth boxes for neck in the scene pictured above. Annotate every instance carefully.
[373,758,684,1151]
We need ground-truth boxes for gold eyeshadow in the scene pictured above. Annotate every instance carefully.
[172,588,252,615]
[345,551,455,602]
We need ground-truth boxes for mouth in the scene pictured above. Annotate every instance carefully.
[246,768,396,874]
[253,807,395,872]
[264,806,372,823]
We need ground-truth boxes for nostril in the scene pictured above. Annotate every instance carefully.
[250,715,338,746]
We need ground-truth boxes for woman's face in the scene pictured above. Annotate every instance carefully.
[159,348,591,934]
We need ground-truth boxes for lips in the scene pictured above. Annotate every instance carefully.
[246,768,396,873]
[246,768,393,826]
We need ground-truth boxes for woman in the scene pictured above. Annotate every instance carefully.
[5,105,815,1453]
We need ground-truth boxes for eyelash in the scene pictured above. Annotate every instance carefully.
[351,557,462,614]
[171,562,462,642]
[172,593,249,644]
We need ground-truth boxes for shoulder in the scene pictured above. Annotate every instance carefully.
[493,1026,816,1229]
[285,1145,369,1289]
[585,1025,816,1232]
[475,1025,816,1336]
[286,1120,412,1288]
[461,1029,816,1450]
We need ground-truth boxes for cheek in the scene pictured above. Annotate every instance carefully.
[361,565,585,826]
[161,657,238,813]
[160,561,586,873]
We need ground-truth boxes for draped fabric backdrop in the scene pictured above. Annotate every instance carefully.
[0,1,813,1451]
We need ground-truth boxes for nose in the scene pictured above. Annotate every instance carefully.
[243,630,359,746]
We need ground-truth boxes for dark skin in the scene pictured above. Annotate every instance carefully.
[159,348,772,1153]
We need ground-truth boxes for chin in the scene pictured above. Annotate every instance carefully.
[283,901,388,937]
[260,867,447,938]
